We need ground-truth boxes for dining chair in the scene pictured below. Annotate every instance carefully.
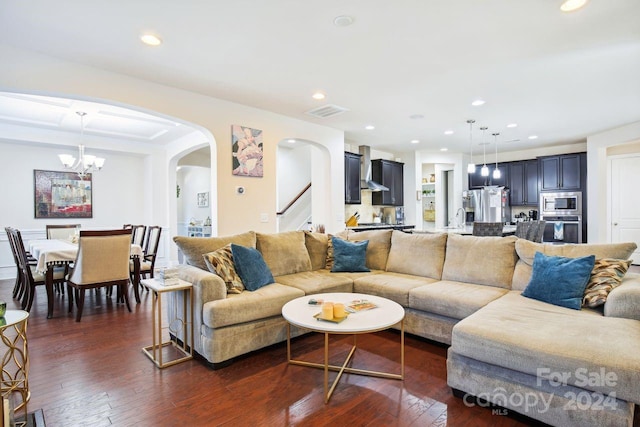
[67,229,133,322]
[10,228,67,312]
[5,227,27,300]
[46,224,80,240]
[123,224,146,247]
[514,222,531,239]
[527,220,547,243]
[138,226,162,280]
[472,222,504,237]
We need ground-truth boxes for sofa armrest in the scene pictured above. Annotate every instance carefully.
[604,273,640,321]
[177,264,227,304]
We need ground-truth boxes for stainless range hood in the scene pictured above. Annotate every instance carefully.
[359,145,389,192]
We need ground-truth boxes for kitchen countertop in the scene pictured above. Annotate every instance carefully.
[347,224,415,232]
[415,224,516,236]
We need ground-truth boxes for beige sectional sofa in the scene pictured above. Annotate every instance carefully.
[171,229,640,427]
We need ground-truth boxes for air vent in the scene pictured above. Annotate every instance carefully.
[305,104,349,119]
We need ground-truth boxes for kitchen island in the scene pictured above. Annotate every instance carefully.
[415,224,516,236]
[348,224,415,233]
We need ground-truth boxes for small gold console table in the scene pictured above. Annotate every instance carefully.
[1,310,30,425]
[140,279,193,369]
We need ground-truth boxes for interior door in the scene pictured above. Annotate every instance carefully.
[610,155,640,263]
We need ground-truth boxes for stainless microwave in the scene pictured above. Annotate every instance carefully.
[540,191,582,216]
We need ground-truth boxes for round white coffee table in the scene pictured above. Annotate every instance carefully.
[282,292,405,403]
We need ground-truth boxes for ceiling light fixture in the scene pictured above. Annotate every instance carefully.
[312,92,325,100]
[58,112,105,178]
[333,15,354,27]
[480,126,489,177]
[560,0,588,12]
[440,148,448,152]
[365,125,375,130]
[471,99,486,107]
[492,133,501,180]
[466,119,476,174]
[444,130,454,135]
[140,34,162,46]
[507,123,518,128]
[287,139,296,143]
[528,135,539,140]
[410,139,419,144]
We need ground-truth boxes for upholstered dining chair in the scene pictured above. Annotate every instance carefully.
[10,228,67,312]
[66,229,133,322]
[123,224,146,247]
[526,220,546,243]
[472,222,504,237]
[514,222,531,239]
[46,224,80,240]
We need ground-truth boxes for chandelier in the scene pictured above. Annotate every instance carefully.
[466,119,476,174]
[58,112,105,178]
[480,126,489,177]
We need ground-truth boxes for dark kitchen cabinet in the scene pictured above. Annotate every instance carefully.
[372,159,404,206]
[344,152,362,204]
[509,160,539,206]
[468,163,508,189]
[539,153,583,191]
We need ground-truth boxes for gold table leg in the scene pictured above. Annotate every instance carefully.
[287,319,405,403]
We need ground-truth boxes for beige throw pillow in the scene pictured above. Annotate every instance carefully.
[583,258,632,308]
[256,231,312,277]
[203,244,244,294]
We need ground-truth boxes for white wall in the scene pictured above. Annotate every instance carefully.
[176,166,212,236]
[0,43,346,268]
[587,121,640,242]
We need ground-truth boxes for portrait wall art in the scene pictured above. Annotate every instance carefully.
[34,169,93,218]
[232,125,263,177]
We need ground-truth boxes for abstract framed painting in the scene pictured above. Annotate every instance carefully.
[231,125,263,177]
[34,169,93,218]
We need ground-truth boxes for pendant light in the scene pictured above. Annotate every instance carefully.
[480,126,489,177]
[492,132,501,180]
[466,119,476,173]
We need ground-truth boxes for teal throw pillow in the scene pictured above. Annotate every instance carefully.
[230,244,274,291]
[522,252,595,310]
[331,236,370,273]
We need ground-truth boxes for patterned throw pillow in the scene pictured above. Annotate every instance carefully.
[582,258,632,308]
[203,244,244,294]
[325,234,334,270]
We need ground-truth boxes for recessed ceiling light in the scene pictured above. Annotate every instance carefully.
[409,114,424,120]
[444,130,454,135]
[140,34,162,46]
[528,135,539,140]
[411,139,419,144]
[333,15,354,27]
[287,139,296,143]
[560,0,588,12]
[440,148,448,152]
[471,99,486,107]
[365,125,375,130]
[507,123,518,128]
[312,92,325,100]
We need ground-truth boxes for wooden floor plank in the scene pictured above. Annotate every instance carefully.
[1,278,637,426]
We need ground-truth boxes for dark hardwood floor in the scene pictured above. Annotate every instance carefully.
[1,278,637,427]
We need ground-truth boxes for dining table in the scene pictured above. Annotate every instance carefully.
[28,238,143,318]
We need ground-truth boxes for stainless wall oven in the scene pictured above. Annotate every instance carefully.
[540,191,583,244]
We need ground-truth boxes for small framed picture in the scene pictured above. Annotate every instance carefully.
[197,192,209,207]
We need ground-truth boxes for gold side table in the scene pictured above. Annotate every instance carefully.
[140,279,193,368]
[0,310,30,424]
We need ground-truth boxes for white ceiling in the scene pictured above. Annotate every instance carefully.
[0,0,639,154]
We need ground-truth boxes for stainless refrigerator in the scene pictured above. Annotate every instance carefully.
[463,187,510,224]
